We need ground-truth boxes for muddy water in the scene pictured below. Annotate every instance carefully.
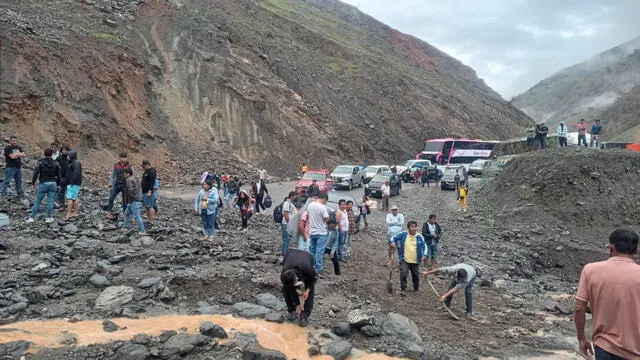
[481,350,580,360]
[0,314,396,359]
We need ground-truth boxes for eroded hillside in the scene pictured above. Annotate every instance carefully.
[1,0,531,182]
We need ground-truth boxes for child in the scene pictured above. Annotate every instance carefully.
[194,179,219,240]
[355,195,371,232]
[457,183,468,212]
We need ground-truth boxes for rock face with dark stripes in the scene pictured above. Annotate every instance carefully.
[0,0,530,184]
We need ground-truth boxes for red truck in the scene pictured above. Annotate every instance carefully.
[295,169,334,199]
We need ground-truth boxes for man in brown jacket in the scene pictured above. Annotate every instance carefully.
[122,168,145,233]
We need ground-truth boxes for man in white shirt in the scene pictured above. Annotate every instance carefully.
[380,181,390,211]
[386,205,404,239]
[281,191,298,256]
[307,192,329,273]
[258,168,267,181]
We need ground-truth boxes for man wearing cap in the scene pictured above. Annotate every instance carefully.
[1,135,27,197]
[140,160,157,227]
[423,263,477,320]
[386,205,404,240]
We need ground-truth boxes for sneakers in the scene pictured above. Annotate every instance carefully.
[45,218,55,223]
[465,313,474,320]
[400,290,407,297]
[298,314,309,327]
[26,218,35,223]
[286,312,297,322]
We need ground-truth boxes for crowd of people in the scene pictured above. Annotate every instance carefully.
[526,118,604,149]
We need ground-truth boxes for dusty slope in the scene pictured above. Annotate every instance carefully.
[1,0,531,184]
[599,85,640,142]
[512,36,640,135]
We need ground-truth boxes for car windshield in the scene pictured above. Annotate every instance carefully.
[443,169,460,176]
[471,160,486,166]
[371,174,391,183]
[402,160,416,167]
[363,166,378,173]
[332,166,352,174]
[302,172,326,181]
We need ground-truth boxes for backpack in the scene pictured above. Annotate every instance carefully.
[263,194,273,208]
[273,201,285,223]
[459,187,467,197]
[328,211,338,225]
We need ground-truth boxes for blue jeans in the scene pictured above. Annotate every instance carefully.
[30,182,57,218]
[297,234,309,252]
[595,346,625,360]
[123,201,145,232]
[337,231,347,261]
[107,183,126,213]
[0,167,23,196]
[444,278,474,314]
[225,192,236,208]
[280,223,290,255]
[308,234,328,272]
[201,210,215,237]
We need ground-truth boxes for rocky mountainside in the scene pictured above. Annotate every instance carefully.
[1,0,531,183]
[598,85,640,142]
[512,36,640,139]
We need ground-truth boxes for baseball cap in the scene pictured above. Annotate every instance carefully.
[141,160,151,166]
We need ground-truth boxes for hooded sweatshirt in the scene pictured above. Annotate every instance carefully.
[123,175,142,204]
[67,151,83,186]
[57,153,70,180]
[32,157,61,185]
[557,123,568,137]
[110,161,133,187]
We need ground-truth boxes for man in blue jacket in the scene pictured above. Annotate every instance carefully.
[389,220,426,296]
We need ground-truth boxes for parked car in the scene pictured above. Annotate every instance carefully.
[440,166,467,191]
[468,159,489,177]
[330,165,365,190]
[362,165,392,183]
[295,169,334,199]
[365,172,402,198]
[395,159,432,175]
[400,164,443,183]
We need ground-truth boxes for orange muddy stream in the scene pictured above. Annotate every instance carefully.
[0,314,398,359]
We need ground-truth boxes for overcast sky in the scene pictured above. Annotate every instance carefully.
[342,0,640,99]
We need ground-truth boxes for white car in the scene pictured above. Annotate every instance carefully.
[468,159,489,177]
[395,159,432,174]
[330,165,365,190]
[362,165,391,183]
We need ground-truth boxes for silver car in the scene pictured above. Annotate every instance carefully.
[330,165,365,190]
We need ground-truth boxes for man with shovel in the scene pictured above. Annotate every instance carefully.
[423,263,476,320]
[281,249,317,327]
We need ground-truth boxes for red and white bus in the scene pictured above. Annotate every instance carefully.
[416,138,498,167]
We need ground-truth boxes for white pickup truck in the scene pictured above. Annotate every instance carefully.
[330,165,365,190]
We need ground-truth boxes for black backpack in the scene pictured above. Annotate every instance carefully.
[273,201,285,223]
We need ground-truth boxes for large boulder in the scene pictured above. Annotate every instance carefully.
[0,340,30,358]
[382,313,422,344]
[253,293,286,311]
[199,321,228,338]
[243,345,287,360]
[323,340,352,360]
[115,343,150,360]
[232,302,271,318]
[94,286,135,311]
[160,333,212,358]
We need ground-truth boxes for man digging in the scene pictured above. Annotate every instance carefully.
[423,263,477,320]
[281,249,317,327]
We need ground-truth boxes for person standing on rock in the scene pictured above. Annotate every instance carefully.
[27,148,61,223]
[232,189,255,232]
[421,214,442,269]
[106,153,133,219]
[0,135,26,197]
[251,176,269,214]
[281,191,298,256]
[140,160,157,227]
[122,168,145,234]
[577,119,588,147]
[194,179,219,241]
[386,205,404,240]
[381,181,391,212]
[423,263,477,320]
[307,192,330,274]
[307,180,320,199]
[389,220,426,296]
[65,150,82,220]
[56,145,70,208]
[590,119,603,149]
[281,249,317,327]
[574,229,640,360]
[557,122,568,148]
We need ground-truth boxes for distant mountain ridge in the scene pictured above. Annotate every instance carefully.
[512,36,640,140]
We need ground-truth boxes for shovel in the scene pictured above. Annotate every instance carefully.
[426,278,460,320]
[386,247,394,294]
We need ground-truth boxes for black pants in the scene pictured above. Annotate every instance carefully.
[283,283,315,317]
[595,346,626,360]
[324,248,340,275]
[255,195,265,212]
[241,214,250,229]
[58,185,67,205]
[399,261,420,291]
[559,136,567,147]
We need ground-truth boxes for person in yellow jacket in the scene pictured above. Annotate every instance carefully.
[457,184,468,212]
